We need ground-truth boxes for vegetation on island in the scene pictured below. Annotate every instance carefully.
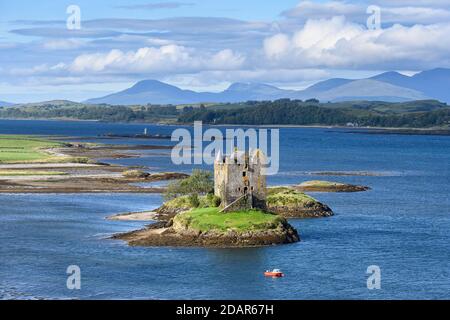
[162,194,221,211]
[267,187,318,206]
[1,99,449,128]
[297,180,370,192]
[173,207,283,233]
[164,169,218,207]
[266,186,334,218]
[157,169,298,238]
[122,169,150,179]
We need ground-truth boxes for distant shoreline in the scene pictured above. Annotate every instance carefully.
[0,117,448,135]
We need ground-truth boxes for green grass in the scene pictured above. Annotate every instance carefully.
[164,194,220,209]
[0,135,74,163]
[267,187,318,206]
[299,180,346,187]
[165,195,193,209]
[174,207,283,233]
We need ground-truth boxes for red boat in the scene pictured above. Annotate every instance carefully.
[264,269,284,277]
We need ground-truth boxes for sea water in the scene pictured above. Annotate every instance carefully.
[0,120,449,299]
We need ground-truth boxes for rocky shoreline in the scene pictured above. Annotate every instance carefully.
[296,180,370,193]
[0,142,188,193]
[268,202,333,218]
[112,214,300,248]
[267,186,334,218]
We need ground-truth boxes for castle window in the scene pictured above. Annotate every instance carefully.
[251,186,254,191]
[238,187,241,191]
[242,171,246,177]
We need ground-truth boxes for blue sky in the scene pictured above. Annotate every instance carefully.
[1,0,450,103]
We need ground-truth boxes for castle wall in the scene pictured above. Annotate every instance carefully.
[214,151,267,210]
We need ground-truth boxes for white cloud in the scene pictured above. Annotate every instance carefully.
[264,34,290,59]
[41,39,85,50]
[263,16,450,70]
[11,45,246,78]
[282,1,360,19]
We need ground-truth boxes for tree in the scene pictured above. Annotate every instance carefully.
[164,169,214,200]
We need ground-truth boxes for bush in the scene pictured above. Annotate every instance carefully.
[165,169,214,200]
[207,193,221,207]
[188,193,200,208]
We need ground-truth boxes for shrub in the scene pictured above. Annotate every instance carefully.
[188,193,200,208]
[165,169,214,200]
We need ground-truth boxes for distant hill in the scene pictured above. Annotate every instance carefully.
[84,68,450,105]
[85,80,203,105]
[311,79,428,102]
[2,98,449,128]
[0,100,14,107]
[11,100,83,108]
[371,68,450,103]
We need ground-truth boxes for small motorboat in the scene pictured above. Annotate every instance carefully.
[264,269,284,277]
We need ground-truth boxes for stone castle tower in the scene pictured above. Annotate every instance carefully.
[214,149,267,212]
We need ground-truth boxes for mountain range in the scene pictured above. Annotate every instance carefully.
[85,68,450,105]
[0,100,14,107]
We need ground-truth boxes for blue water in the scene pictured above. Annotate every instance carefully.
[0,119,449,299]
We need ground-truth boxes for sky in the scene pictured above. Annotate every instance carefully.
[1,0,450,103]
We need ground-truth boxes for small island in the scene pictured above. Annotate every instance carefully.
[113,150,300,247]
[296,180,370,193]
[267,187,333,218]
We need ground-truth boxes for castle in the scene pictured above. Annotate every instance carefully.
[214,149,267,212]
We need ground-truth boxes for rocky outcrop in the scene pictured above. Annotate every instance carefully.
[267,187,334,218]
[296,180,370,193]
[113,218,299,248]
[268,202,333,218]
[154,203,191,221]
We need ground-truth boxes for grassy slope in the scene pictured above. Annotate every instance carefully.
[267,187,318,206]
[174,207,283,233]
[164,195,218,209]
[299,180,346,187]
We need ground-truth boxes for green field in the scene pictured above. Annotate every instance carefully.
[0,135,62,163]
[174,207,283,233]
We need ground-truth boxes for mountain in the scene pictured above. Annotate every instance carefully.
[85,80,297,105]
[310,79,428,102]
[85,80,204,105]
[0,100,14,107]
[84,68,450,105]
[371,68,450,103]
